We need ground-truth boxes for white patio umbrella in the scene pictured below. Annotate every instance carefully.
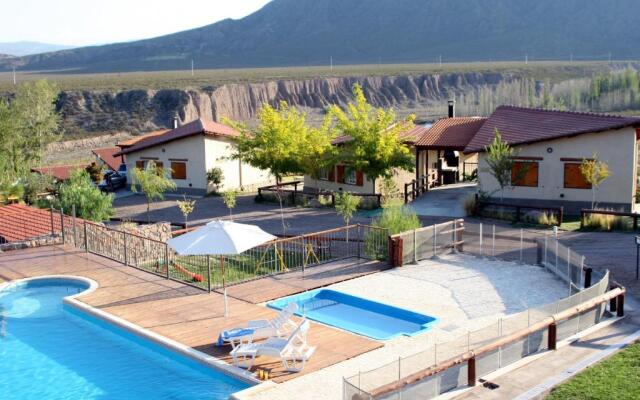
[167,220,276,317]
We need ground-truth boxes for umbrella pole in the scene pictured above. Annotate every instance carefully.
[221,256,228,317]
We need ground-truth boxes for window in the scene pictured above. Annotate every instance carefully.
[318,167,331,181]
[564,163,591,189]
[336,165,346,183]
[135,160,145,169]
[154,161,164,174]
[171,161,187,180]
[511,161,539,187]
[345,169,357,185]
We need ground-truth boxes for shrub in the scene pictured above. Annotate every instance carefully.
[22,172,56,205]
[462,195,476,216]
[206,167,224,191]
[56,170,114,222]
[583,212,630,231]
[538,212,559,226]
[371,201,421,235]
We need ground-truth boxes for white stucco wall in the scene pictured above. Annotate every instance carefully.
[125,134,274,194]
[477,127,638,208]
[125,135,208,191]
[204,136,274,192]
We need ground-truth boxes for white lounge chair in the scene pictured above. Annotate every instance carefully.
[231,318,316,372]
[218,303,298,348]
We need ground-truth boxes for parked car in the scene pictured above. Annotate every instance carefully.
[98,168,127,192]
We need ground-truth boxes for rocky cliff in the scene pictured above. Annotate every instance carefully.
[56,72,512,136]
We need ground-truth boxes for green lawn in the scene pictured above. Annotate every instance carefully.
[545,342,640,400]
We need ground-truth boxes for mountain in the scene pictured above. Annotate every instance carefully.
[3,0,640,73]
[0,41,75,57]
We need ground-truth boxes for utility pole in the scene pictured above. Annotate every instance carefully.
[439,55,442,67]
[12,67,16,85]
[525,54,528,64]
[191,59,194,77]
[330,56,333,72]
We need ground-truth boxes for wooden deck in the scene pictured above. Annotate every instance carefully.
[0,245,384,383]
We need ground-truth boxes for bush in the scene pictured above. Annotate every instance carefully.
[371,202,421,235]
[206,167,224,191]
[582,212,630,231]
[22,172,56,204]
[463,195,476,216]
[56,170,114,222]
[538,211,559,226]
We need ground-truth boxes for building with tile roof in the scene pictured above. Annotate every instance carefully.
[0,204,75,244]
[472,106,640,213]
[92,147,124,171]
[31,164,88,181]
[115,118,273,195]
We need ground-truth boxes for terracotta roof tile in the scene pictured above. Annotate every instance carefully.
[465,106,640,153]
[416,117,487,150]
[0,204,79,243]
[117,129,170,148]
[116,119,239,156]
[31,164,88,181]
[92,147,124,171]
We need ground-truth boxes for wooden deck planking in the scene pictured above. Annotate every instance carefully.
[0,245,384,383]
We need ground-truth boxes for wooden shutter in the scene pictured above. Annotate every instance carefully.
[171,162,187,180]
[135,160,145,169]
[564,163,591,189]
[155,161,164,174]
[328,166,336,182]
[511,161,538,187]
[356,170,364,186]
[336,165,346,183]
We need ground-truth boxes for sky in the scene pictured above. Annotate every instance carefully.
[1,0,272,46]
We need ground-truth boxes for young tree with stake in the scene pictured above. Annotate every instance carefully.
[130,161,177,223]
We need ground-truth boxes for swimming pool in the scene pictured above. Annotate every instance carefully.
[267,289,437,340]
[0,277,250,399]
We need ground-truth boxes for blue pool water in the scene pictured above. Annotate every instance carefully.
[0,278,249,400]
[267,289,437,340]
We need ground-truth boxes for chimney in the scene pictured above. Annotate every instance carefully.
[172,117,179,129]
[448,100,456,118]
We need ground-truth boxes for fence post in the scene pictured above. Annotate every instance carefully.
[84,221,88,252]
[544,235,548,265]
[60,207,65,244]
[617,292,625,317]
[165,244,170,279]
[123,231,128,265]
[50,205,55,235]
[519,228,524,262]
[548,322,557,350]
[357,225,361,259]
[492,224,495,258]
[207,255,212,293]
[72,205,77,247]
[479,223,483,257]
[413,228,418,263]
[468,357,477,387]
[584,267,593,288]
[452,220,457,253]
[432,223,437,258]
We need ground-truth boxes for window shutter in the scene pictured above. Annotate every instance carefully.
[564,163,591,189]
[171,162,187,180]
[135,160,145,169]
[336,165,346,183]
[356,170,364,186]
[511,161,539,187]
[328,166,336,182]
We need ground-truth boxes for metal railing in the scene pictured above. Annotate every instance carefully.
[389,219,464,266]
[344,224,622,400]
[62,217,389,292]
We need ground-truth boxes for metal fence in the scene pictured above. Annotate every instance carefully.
[390,219,464,265]
[61,217,389,292]
[344,224,618,400]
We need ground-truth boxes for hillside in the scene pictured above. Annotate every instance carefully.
[0,41,75,57]
[3,0,640,73]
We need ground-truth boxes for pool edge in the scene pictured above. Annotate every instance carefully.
[2,275,266,391]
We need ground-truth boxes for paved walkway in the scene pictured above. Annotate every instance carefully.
[409,183,477,217]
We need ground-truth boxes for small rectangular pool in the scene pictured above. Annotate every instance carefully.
[267,289,437,340]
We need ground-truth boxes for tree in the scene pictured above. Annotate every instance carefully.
[0,80,61,178]
[85,162,104,184]
[130,161,177,223]
[335,192,361,244]
[580,154,611,209]
[222,190,238,220]
[57,170,114,222]
[485,129,517,201]
[326,83,416,183]
[176,196,196,229]
[226,102,334,233]
[206,167,224,192]
[379,176,400,206]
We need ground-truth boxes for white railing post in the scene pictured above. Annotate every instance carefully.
[492,224,496,258]
[479,223,483,257]
[520,228,524,262]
